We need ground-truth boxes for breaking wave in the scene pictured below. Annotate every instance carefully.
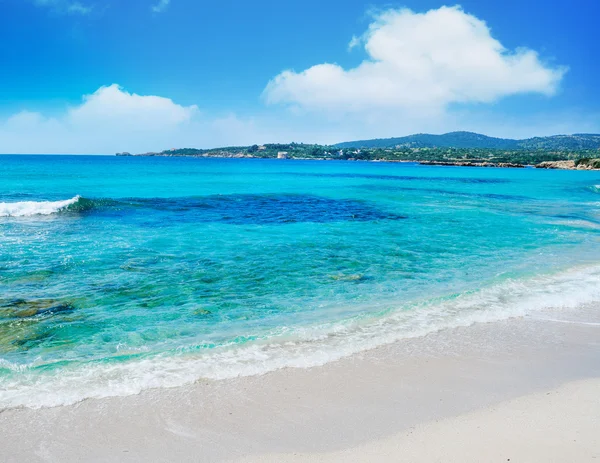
[0,196,88,217]
[588,185,600,194]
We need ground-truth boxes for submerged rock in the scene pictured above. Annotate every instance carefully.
[120,257,160,272]
[18,303,74,318]
[6,269,54,284]
[329,273,367,282]
[0,299,76,319]
[193,307,213,317]
[14,307,39,318]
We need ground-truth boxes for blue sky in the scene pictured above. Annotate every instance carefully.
[0,0,598,153]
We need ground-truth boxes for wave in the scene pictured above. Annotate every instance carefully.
[0,194,405,224]
[0,196,89,217]
[588,185,600,194]
[1,263,600,409]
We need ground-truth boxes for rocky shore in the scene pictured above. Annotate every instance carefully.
[535,159,600,170]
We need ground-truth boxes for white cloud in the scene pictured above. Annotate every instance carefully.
[1,83,598,154]
[264,6,567,114]
[67,84,196,129]
[34,0,93,15]
[348,35,361,51]
[0,85,332,153]
[0,85,203,154]
[151,0,170,13]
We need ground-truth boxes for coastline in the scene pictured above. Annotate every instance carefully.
[114,154,600,170]
[1,309,598,462]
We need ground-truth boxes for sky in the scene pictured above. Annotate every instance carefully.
[0,0,599,153]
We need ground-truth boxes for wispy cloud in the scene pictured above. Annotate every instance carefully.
[65,2,92,14]
[347,35,361,51]
[34,0,93,15]
[151,0,170,13]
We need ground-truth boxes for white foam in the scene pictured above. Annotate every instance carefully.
[0,196,81,217]
[2,263,600,409]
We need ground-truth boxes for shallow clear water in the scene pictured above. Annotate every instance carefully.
[2,156,600,408]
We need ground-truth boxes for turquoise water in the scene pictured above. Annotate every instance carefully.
[2,156,600,408]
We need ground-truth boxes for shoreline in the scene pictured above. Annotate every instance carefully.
[2,154,597,170]
[1,309,598,462]
[4,262,600,410]
[114,154,600,170]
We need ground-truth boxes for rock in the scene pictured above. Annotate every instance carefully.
[330,273,366,282]
[535,159,600,170]
[574,158,600,170]
[193,308,213,317]
[536,160,576,169]
[497,162,525,168]
[15,308,39,318]
[0,299,76,318]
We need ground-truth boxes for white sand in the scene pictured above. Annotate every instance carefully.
[1,314,599,462]
[236,378,600,463]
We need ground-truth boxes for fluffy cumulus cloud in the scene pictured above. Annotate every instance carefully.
[264,6,567,114]
[0,85,336,154]
[0,85,204,153]
[68,84,196,130]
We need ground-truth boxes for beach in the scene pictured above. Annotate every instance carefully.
[2,157,600,461]
[1,309,598,462]
[237,379,600,463]
[3,0,600,460]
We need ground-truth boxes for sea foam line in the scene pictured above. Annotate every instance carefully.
[0,196,81,217]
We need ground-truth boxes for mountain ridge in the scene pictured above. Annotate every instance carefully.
[334,131,600,151]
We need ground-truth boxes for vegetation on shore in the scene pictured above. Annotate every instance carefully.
[118,142,600,168]
[334,131,600,151]
[115,132,600,168]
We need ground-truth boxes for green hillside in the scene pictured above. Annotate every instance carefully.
[334,131,600,151]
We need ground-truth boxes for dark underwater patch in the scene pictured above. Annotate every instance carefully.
[0,299,76,319]
[0,299,79,353]
[358,184,532,202]
[77,194,407,225]
[279,172,510,184]
[551,213,600,225]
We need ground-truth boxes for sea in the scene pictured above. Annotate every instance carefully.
[2,155,600,409]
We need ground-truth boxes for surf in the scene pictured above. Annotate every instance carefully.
[0,196,85,217]
[588,185,600,194]
[2,262,600,410]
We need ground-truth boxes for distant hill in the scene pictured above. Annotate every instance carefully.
[334,131,600,151]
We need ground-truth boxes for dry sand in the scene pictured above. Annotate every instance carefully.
[1,310,599,462]
[236,379,600,463]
